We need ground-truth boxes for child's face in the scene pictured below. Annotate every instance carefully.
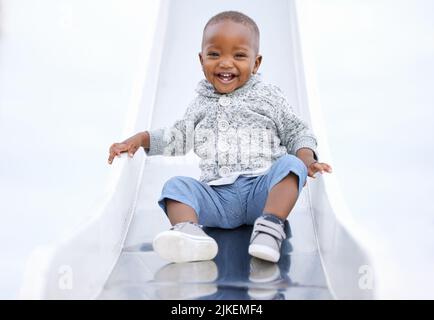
[199,20,262,94]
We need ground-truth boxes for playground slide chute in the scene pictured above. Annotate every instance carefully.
[19,0,374,300]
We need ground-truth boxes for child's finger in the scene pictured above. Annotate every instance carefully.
[121,143,134,156]
[317,163,329,174]
[128,145,139,157]
[308,168,317,178]
[108,151,116,164]
[110,143,121,153]
[108,143,127,164]
[311,163,323,174]
[319,164,331,173]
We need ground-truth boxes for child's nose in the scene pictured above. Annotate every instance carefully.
[219,58,233,68]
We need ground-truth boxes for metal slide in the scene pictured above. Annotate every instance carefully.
[20,0,374,300]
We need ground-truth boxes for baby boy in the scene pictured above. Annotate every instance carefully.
[108,11,332,263]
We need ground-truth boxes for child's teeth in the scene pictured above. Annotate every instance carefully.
[218,73,235,82]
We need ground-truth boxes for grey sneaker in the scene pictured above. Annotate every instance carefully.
[152,222,218,263]
[248,216,286,263]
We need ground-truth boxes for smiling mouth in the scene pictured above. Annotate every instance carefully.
[216,72,237,83]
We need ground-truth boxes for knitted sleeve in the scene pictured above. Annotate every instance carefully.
[145,99,198,157]
[266,84,319,160]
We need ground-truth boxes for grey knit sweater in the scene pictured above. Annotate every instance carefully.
[146,74,318,184]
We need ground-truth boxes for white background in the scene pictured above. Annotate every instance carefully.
[0,0,433,298]
[0,0,159,298]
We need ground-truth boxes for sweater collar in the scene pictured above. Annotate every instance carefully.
[195,73,262,98]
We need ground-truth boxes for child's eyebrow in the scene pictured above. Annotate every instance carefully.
[204,45,251,52]
[233,46,250,51]
[204,45,219,50]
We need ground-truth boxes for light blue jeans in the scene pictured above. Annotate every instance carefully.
[158,154,307,229]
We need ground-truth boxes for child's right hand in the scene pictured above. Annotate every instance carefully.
[108,132,146,165]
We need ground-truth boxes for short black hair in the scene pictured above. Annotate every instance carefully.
[202,11,260,54]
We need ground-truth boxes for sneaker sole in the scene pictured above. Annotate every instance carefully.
[153,230,218,263]
[248,244,280,263]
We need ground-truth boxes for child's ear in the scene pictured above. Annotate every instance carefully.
[252,55,262,74]
[198,52,204,67]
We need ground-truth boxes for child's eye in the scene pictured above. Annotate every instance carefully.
[207,52,219,57]
[235,53,247,58]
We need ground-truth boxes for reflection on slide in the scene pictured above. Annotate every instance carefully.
[100,224,332,300]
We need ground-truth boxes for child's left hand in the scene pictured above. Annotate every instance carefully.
[307,161,333,178]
